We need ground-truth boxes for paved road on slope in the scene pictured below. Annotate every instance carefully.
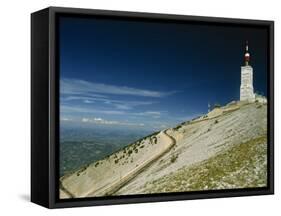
[86,130,176,197]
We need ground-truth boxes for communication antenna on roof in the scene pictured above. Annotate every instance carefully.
[244,40,250,66]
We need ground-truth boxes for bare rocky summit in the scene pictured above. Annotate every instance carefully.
[60,101,267,198]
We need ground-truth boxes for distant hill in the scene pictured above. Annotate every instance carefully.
[60,101,267,198]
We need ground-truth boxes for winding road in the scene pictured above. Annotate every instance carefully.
[85,130,176,197]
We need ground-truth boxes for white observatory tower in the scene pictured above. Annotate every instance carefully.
[240,41,255,102]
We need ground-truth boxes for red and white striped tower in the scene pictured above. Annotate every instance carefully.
[244,40,250,66]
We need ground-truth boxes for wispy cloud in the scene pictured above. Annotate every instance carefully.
[81,117,144,127]
[61,105,167,117]
[61,95,155,110]
[61,78,178,98]
[133,111,165,119]
[61,105,125,115]
[62,95,108,101]
[61,117,72,121]
[60,79,181,127]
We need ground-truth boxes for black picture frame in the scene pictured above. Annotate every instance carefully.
[31,6,274,209]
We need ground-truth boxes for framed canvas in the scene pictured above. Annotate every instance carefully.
[31,7,274,208]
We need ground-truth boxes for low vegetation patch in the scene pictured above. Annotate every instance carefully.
[76,165,89,176]
[145,136,267,193]
[170,154,178,163]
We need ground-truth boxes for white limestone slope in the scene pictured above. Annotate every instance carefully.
[114,101,267,195]
[60,130,175,198]
[60,101,267,198]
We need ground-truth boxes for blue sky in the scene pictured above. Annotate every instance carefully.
[59,16,268,131]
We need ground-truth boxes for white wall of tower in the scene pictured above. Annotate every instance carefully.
[240,65,255,102]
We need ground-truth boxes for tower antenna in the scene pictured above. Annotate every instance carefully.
[244,40,250,66]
